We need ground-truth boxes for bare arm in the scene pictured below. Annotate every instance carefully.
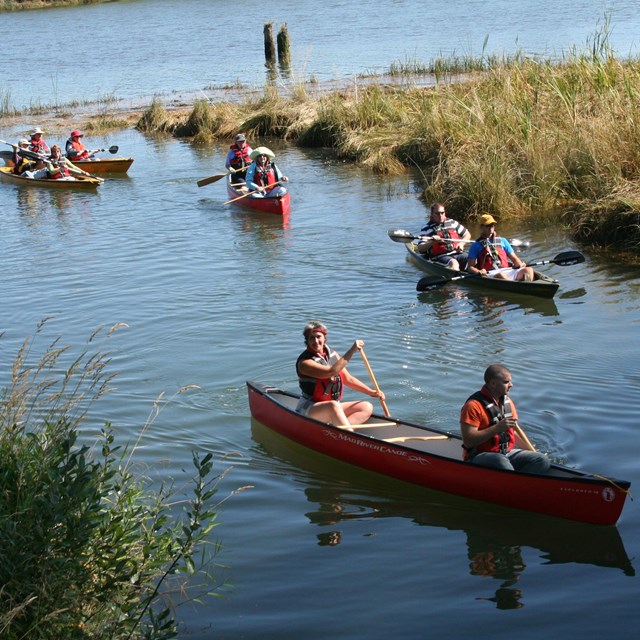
[342,369,384,399]
[297,340,362,379]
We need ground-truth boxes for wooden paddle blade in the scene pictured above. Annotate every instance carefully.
[388,229,418,243]
[416,275,450,291]
[108,146,119,154]
[197,172,227,187]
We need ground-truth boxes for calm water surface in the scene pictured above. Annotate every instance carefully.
[1,1,640,638]
[1,0,639,110]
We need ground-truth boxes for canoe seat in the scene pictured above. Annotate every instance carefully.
[384,435,450,443]
[350,422,398,429]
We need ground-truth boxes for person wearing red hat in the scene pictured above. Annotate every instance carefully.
[295,320,384,429]
[65,130,102,162]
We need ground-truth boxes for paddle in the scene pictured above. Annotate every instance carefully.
[359,348,391,417]
[513,422,536,451]
[415,250,585,292]
[0,139,47,162]
[223,181,283,204]
[197,165,249,188]
[388,228,530,249]
[0,140,117,162]
[197,172,228,188]
[81,145,119,157]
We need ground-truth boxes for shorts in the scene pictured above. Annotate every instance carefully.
[295,397,314,416]
[488,267,521,281]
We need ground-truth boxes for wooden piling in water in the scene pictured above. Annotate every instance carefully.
[263,22,276,66]
[277,23,291,67]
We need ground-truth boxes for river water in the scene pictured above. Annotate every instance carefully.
[1,1,639,639]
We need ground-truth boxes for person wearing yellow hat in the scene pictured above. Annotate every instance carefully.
[466,214,535,281]
[245,146,289,198]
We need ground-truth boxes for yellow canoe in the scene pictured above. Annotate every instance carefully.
[0,166,101,189]
[71,157,134,174]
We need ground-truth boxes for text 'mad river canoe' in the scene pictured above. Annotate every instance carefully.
[247,381,631,525]
[226,174,291,215]
[0,166,101,189]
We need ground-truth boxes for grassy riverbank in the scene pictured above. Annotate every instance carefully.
[1,23,638,258]
[133,37,640,258]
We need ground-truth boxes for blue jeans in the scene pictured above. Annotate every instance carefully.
[469,449,551,474]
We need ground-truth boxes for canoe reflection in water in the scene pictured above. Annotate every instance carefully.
[467,531,525,610]
[252,419,634,608]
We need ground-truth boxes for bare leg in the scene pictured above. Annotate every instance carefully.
[515,267,535,281]
[306,400,373,429]
[447,258,460,271]
[307,400,354,429]
[342,400,374,425]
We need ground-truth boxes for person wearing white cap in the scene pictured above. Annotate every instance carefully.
[11,138,36,175]
[29,127,50,155]
[244,146,288,198]
[225,133,253,183]
[466,214,535,281]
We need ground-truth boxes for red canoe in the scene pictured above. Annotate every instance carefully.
[226,175,290,215]
[247,381,631,525]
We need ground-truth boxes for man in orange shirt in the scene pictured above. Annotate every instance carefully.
[460,364,550,473]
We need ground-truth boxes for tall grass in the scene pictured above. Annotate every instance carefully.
[0,321,225,639]
[137,24,640,254]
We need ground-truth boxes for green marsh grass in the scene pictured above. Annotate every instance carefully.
[0,321,225,639]
[137,24,640,255]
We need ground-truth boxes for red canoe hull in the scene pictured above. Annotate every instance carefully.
[247,381,630,525]
[226,177,290,215]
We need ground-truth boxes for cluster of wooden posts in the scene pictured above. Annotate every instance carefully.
[263,22,290,67]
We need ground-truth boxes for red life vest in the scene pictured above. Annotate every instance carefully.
[463,389,516,460]
[476,238,509,270]
[431,227,463,256]
[420,218,466,256]
[297,348,344,402]
[67,139,90,161]
[254,164,277,189]
[49,160,70,179]
[229,144,252,170]
[29,138,49,155]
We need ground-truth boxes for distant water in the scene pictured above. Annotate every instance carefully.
[1,0,639,110]
[1,1,639,639]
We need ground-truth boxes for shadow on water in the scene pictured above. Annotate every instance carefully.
[417,285,561,318]
[251,419,634,609]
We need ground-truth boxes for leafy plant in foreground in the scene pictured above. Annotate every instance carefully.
[0,321,225,639]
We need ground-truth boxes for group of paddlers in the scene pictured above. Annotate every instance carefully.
[416,203,535,282]
[9,128,99,180]
[225,133,289,199]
